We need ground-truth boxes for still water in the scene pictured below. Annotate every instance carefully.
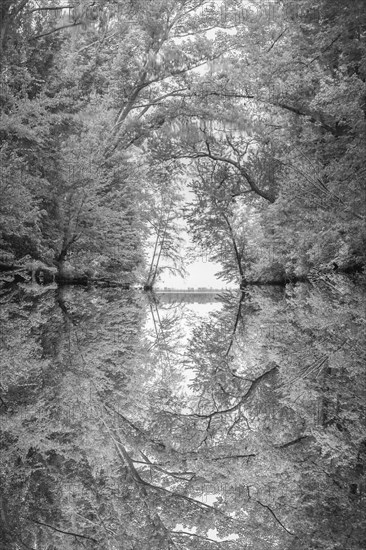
[0,275,365,549]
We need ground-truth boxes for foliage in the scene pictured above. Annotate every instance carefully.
[1,278,366,548]
[1,4,366,547]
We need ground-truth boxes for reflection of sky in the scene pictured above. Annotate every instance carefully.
[145,298,223,393]
[145,300,222,347]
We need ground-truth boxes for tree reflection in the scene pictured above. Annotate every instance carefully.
[0,278,365,548]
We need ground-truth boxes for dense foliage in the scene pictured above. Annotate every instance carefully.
[1,0,365,284]
[1,2,366,549]
[1,277,365,549]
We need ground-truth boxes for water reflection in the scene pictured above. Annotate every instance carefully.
[0,276,365,549]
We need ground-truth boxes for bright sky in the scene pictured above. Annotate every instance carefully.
[157,259,230,289]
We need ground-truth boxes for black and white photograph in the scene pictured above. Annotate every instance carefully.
[1,1,366,549]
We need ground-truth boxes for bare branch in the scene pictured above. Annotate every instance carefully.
[256,501,295,536]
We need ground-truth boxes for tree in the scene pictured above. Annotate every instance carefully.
[162,0,366,279]
[186,162,248,285]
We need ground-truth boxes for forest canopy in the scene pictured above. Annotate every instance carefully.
[0,0,365,286]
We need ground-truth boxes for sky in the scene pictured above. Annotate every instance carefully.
[157,259,231,289]
[154,172,236,289]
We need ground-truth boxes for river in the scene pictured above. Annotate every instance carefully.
[0,274,365,549]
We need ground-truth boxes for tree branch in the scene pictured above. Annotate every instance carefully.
[104,423,231,520]
[188,150,275,203]
[30,22,82,40]
[24,517,98,543]
[101,419,181,549]
[276,435,311,449]
[193,89,341,136]
[266,28,288,52]
[136,451,195,481]
[274,102,338,135]
[10,0,31,19]
[182,365,278,419]
[256,500,295,536]
[307,33,342,66]
[221,211,244,280]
